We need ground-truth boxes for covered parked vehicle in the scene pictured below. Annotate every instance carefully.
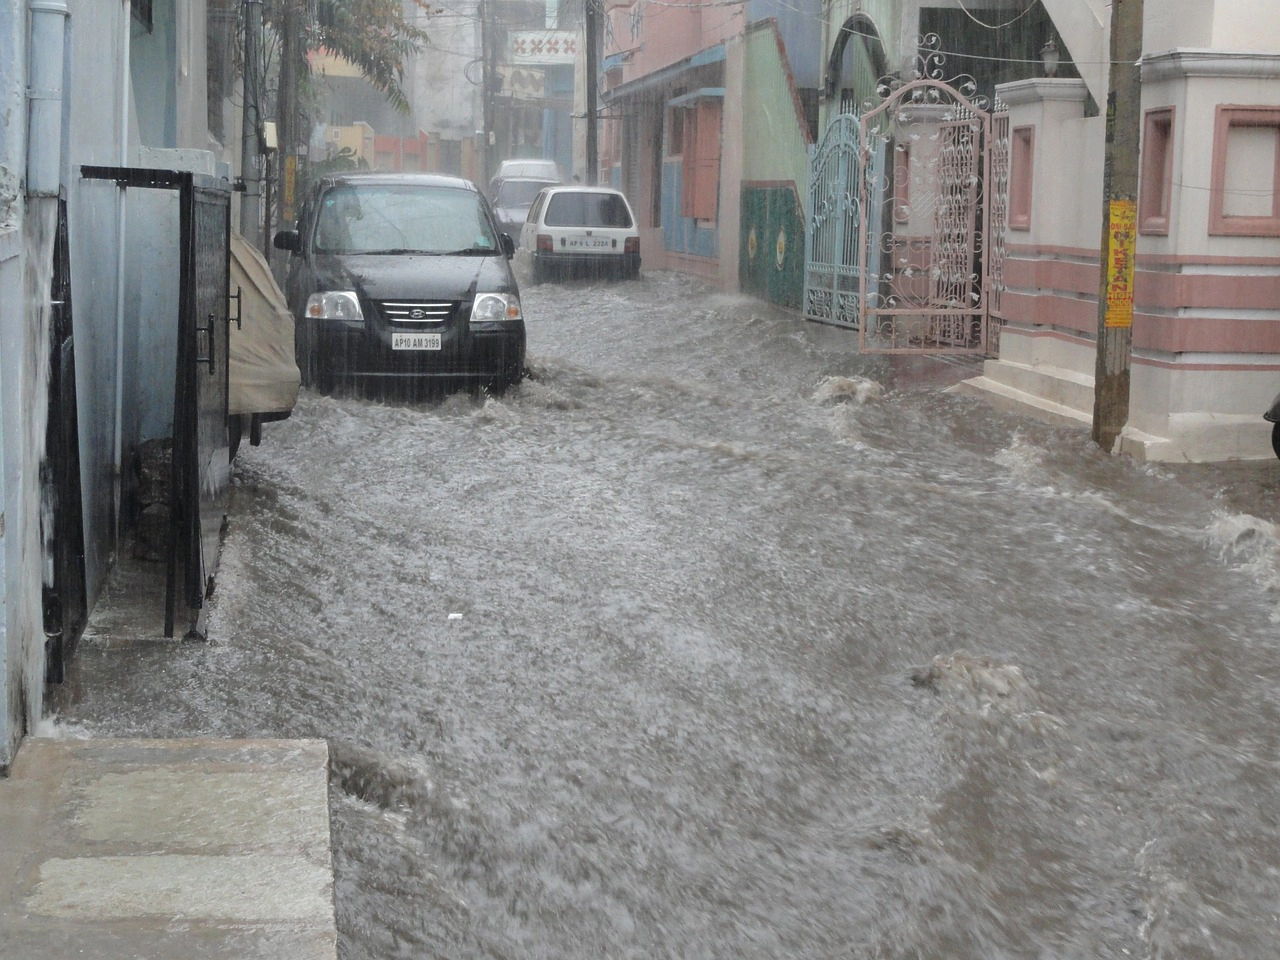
[228,231,300,457]
[274,173,525,395]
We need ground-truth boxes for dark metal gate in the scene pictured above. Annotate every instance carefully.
[804,35,1009,355]
[82,166,233,640]
[43,197,88,683]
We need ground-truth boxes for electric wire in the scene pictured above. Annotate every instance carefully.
[951,0,1041,31]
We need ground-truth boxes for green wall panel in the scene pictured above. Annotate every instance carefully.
[739,185,804,310]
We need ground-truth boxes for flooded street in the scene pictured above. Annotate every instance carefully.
[53,270,1280,958]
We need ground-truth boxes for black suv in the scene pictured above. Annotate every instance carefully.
[274,173,526,394]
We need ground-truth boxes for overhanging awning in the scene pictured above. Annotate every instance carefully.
[604,44,725,101]
[668,87,725,108]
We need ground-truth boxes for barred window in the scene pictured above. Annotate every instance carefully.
[131,0,153,31]
[207,0,236,143]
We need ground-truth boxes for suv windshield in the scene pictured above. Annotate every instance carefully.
[543,191,633,228]
[497,160,560,180]
[314,183,499,255]
[495,179,558,207]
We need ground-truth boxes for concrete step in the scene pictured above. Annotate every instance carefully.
[949,372,1093,429]
[0,737,336,960]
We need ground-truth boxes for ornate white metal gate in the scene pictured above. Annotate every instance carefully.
[804,36,1010,355]
[803,114,864,329]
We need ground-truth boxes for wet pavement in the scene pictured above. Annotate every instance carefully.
[0,736,336,959]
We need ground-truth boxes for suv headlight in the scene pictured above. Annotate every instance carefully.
[471,292,522,323]
[305,290,363,321]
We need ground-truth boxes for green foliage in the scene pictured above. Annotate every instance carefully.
[299,146,369,199]
[315,0,434,113]
[267,0,435,113]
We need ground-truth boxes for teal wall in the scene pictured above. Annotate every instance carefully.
[738,23,809,309]
[739,184,803,309]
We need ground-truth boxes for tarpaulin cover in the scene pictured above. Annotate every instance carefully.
[229,231,300,416]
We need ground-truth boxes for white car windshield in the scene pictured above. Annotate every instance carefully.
[543,192,633,229]
[314,183,499,255]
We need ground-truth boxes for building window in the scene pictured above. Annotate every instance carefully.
[207,0,235,143]
[1140,108,1174,235]
[1009,125,1034,231]
[680,99,721,221]
[1209,105,1280,237]
[132,0,153,31]
[667,106,684,157]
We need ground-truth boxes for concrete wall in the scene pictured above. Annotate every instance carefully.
[1124,49,1280,461]
[67,5,131,611]
[0,0,24,768]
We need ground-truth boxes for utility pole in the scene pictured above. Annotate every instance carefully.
[278,0,304,228]
[481,0,496,187]
[239,0,263,237]
[1091,0,1144,451]
[583,0,598,184]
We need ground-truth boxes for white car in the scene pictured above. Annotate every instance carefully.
[520,185,641,282]
[488,159,562,198]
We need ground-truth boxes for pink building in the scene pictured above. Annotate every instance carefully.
[962,13,1280,461]
[598,0,747,281]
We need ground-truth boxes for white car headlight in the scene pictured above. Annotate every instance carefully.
[471,292,522,323]
[305,290,363,321]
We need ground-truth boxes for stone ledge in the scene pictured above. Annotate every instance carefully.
[0,737,337,960]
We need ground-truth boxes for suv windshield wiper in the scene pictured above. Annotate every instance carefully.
[357,247,437,255]
[441,246,497,256]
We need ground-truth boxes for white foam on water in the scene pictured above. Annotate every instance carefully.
[992,431,1045,483]
[812,375,882,406]
[32,715,94,739]
[1206,512,1280,619]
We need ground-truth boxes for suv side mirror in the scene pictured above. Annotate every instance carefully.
[500,233,515,259]
[273,230,301,253]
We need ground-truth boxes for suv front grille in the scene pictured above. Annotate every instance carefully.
[377,300,456,324]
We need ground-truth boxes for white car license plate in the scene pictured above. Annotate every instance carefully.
[567,238,610,249]
[392,332,442,351]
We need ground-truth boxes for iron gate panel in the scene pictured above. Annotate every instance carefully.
[986,108,1011,357]
[803,114,864,328]
[804,35,1009,356]
[42,197,88,683]
[181,182,233,628]
[80,166,232,640]
[861,86,990,353]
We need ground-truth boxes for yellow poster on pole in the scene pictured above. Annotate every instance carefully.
[284,155,297,225]
[1105,199,1136,328]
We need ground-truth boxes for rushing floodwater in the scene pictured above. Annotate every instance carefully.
[53,270,1280,959]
